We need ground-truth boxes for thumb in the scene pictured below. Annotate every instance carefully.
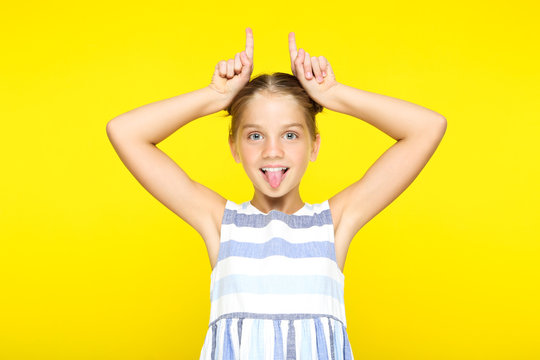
[325,60,335,79]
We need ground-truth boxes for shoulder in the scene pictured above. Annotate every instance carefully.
[326,196,352,273]
[212,198,231,230]
[327,196,344,232]
[207,198,247,232]
[201,197,229,271]
[198,196,228,244]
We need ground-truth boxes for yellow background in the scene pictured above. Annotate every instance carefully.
[1,0,539,359]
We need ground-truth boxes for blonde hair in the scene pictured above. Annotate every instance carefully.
[225,72,323,143]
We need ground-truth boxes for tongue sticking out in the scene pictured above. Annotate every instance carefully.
[265,170,287,189]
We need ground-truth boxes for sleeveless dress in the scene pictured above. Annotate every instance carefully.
[199,199,354,360]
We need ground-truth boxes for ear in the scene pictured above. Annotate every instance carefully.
[310,133,321,162]
[229,137,241,164]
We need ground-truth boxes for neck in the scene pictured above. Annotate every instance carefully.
[250,191,304,215]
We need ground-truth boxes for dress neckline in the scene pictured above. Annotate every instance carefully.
[248,201,307,216]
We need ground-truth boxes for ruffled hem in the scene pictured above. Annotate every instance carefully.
[199,315,353,360]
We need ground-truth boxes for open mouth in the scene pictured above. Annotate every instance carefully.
[260,167,289,175]
[259,167,289,188]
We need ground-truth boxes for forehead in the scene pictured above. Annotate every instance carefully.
[240,94,306,130]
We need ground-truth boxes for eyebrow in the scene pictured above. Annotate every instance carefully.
[240,123,304,130]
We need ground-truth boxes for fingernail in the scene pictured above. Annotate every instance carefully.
[322,71,327,77]
[317,76,323,82]
[307,72,312,78]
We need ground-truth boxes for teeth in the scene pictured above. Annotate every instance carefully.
[261,167,287,172]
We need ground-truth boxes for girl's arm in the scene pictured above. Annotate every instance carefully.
[106,87,231,243]
[107,86,231,145]
[325,83,446,141]
[325,84,446,243]
[289,33,446,249]
[106,29,254,262]
[111,27,254,145]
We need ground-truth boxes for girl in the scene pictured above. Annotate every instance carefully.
[106,28,446,359]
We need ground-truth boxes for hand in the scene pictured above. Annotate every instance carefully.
[208,27,254,107]
[288,32,340,107]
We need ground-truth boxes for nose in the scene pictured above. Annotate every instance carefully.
[262,136,284,158]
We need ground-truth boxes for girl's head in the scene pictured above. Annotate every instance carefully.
[225,72,323,196]
[227,72,323,144]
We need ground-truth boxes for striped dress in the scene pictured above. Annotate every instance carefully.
[199,199,354,360]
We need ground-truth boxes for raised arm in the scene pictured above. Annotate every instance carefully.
[109,27,254,145]
[326,84,446,250]
[106,28,254,270]
[289,31,446,271]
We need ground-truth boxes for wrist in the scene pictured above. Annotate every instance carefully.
[204,85,234,113]
[322,82,348,113]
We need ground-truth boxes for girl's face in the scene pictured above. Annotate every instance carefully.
[229,93,321,198]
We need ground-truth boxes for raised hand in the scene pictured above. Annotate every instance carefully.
[288,32,340,107]
[208,27,254,106]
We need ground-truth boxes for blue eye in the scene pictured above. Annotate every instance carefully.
[248,132,298,140]
[286,132,298,140]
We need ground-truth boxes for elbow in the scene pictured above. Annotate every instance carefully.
[427,114,447,134]
[411,116,447,141]
[106,118,153,145]
[428,115,447,141]
[436,115,447,136]
[106,118,127,143]
[106,119,118,140]
[437,114,447,124]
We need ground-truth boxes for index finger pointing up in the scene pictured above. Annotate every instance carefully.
[245,27,254,59]
[288,32,298,63]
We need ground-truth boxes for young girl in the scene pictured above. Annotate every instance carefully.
[106,28,446,359]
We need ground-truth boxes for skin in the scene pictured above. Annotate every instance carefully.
[228,93,321,215]
[109,27,446,273]
[207,28,446,273]
[210,27,335,215]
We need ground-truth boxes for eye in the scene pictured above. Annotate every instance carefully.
[285,132,298,140]
[248,133,261,140]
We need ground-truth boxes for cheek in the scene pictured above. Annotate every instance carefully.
[291,149,310,166]
[238,148,257,164]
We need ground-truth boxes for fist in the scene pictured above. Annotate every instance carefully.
[208,28,254,105]
[288,32,339,107]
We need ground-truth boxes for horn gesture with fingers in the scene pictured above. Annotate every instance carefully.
[208,27,255,109]
[288,32,341,108]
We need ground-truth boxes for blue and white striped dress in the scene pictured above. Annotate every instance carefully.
[199,199,354,359]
